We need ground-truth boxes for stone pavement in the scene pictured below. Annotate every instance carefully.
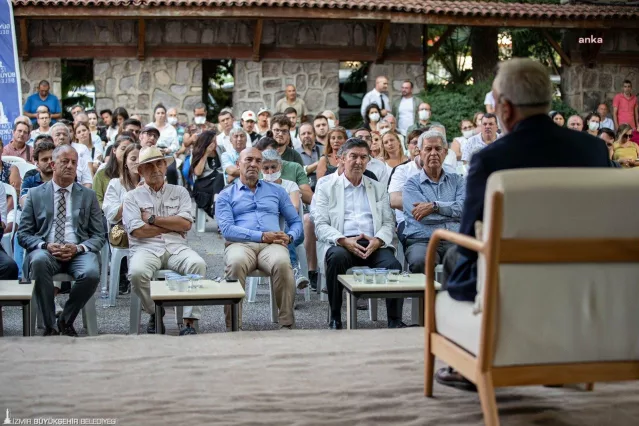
[0,214,416,337]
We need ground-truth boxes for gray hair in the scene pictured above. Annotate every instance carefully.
[193,102,206,111]
[262,149,282,164]
[229,127,248,139]
[430,125,447,139]
[418,130,448,150]
[493,58,553,114]
[52,144,77,161]
[378,118,392,127]
[50,122,70,137]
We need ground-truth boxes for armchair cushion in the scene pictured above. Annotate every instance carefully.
[435,291,481,356]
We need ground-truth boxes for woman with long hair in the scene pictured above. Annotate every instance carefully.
[103,143,142,226]
[149,104,179,155]
[584,112,601,137]
[74,121,103,175]
[613,124,639,168]
[382,131,409,171]
[87,109,108,144]
[370,130,384,159]
[473,112,484,134]
[316,127,347,179]
[550,111,565,127]
[92,132,135,207]
[364,103,382,132]
[112,107,129,142]
[190,130,225,218]
[451,119,475,161]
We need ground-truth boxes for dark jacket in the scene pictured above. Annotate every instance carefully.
[447,114,610,302]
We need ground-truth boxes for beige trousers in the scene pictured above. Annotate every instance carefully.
[128,248,206,319]
[224,242,295,327]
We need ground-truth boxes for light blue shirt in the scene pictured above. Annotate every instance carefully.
[215,179,303,243]
[221,150,241,185]
[402,169,465,239]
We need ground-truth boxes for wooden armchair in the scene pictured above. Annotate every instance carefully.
[423,169,639,426]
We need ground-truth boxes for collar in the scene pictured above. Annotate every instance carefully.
[144,182,166,195]
[342,173,364,189]
[236,178,261,191]
[511,114,555,133]
[52,180,74,193]
[9,141,27,152]
[420,168,447,184]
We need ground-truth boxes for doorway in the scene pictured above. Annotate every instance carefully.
[202,59,234,122]
[61,59,94,120]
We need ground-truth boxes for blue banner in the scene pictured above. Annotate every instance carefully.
[0,0,22,144]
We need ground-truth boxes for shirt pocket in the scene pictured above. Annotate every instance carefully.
[139,202,155,215]
[163,197,181,216]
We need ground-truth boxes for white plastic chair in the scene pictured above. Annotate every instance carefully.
[2,156,26,165]
[108,246,129,307]
[1,183,17,258]
[13,162,37,179]
[196,208,206,233]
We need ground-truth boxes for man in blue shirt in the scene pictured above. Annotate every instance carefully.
[402,130,465,273]
[23,80,62,126]
[216,147,303,329]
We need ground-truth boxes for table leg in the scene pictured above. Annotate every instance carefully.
[231,302,239,332]
[349,294,358,330]
[155,302,163,335]
[418,296,425,326]
[22,302,31,337]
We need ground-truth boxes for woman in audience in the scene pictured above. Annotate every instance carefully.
[451,120,474,161]
[103,143,142,226]
[0,138,21,232]
[584,112,601,137]
[149,104,178,155]
[87,109,108,144]
[189,131,225,218]
[92,132,135,207]
[473,112,484,134]
[315,127,347,179]
[370,130,384,159]
[613,124,639,168]
[382,131,409,172]
[112,107,129,142]
[406,129,423,160]
[550,111,565,127]
[364,103,382,132]
[74,121,103,175]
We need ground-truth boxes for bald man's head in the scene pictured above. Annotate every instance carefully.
[285,85,297,101]
[375,76,389,93]
[238,147,263,183]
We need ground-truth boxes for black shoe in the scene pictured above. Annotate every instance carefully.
[43,327,59,336]
[328,319,342,330]
[147,309,166,334]
[179,325,197,336]
[57,318,78,337]
[309,271,318,290]
[435,367,477,392]
[388,320,408,329]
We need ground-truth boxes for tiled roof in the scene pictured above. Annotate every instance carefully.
[11,0,639,19]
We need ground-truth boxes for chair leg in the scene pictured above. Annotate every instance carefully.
[246,277,258,303]
[585,383,594,391]
[82,294,98,336]
[100,245,109,297]
[268,278,278,323]
[424,332,435,396]
[129,291,142,334]
[368,298,378,321]
[476,372,500,426]
[108,252,124,307]
[0,306,4,337]
[176,306,184,325]
[410,297,420,325]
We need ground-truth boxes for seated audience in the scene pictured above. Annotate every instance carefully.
[216,148,303,329]
[382,131,409,180]
[550,111,565,127]
[50,123,92,188]
[270,114,304,166]
[316,127,347,179]
[18,145,105,336]
[121,118,142,141]
[313,138,404,330]
[0,138,22,205]
[102,145,142,225]
[613,124,638,168]
[123,146,205,335]
[451,121,474,160]
[351,128,388,185]
[189,131,225,219]
[567,114,584,131]
[295,123,324,191]
[30,109,52,140]
[402,130,465,271]
[0,180,17,281]
[462,113,498,164]
[139,125,160,148]
[92,133,135,207]
[240,110,260,143]
[283,107,302,149]
[4,121,33,161]
[364,103,382,132]
[370,130,383,158]
[221,128,249,186]
[584,112,601,137]
[598,128,619,167]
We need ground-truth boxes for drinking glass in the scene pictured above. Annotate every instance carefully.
[388,269,400,283]
[176,277,189,292]
[363,270,376,284]
[374,269,388,284]
[188,274,203,289]
[352,267,368,283]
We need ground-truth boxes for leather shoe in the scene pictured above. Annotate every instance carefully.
[146,307,166,334]
[328,319,342,330]
[435,367,477,392]
[57,318,78,337]
[43,327,59,336]
[388,320,408,329]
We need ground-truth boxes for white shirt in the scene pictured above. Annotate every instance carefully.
[443,149,458,174]
[342,174,374,238]
[388,160,421,224]
[484,91,495,109]
[361,89,390,119]
[72,142,91,168]
[217,132,232,153]
[367,157,390,187]
[397,97,415,135]
[462,133,492,163]
[48,181,77,245]
[102,178,129,225]
[0,183,7,225]
[279,179,300,195]
[601,117,615,131]
[150,123,179,154]
[70,143,92,185]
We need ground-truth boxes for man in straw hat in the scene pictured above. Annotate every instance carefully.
[123,146,206,335]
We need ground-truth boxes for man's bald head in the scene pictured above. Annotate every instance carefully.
[375,76,389,93]
[238,147,263,184]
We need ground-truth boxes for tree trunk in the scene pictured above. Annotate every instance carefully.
[471,27,499,83]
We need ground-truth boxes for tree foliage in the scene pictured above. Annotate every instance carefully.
[61,59,94,119]
[427,26,472,85]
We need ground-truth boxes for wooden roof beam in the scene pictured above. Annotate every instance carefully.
[540,29,571,67]
[252,19,263,62]
[137,18,146,61]
[426,25,457,61]
[375,21,391,64]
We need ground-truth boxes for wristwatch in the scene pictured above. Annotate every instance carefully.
[76,245,85,254]
[433,202,439,213]
[288,234,293,244]
[147,215,156,225]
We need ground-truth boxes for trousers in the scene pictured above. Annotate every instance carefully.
[404,238,454,274]
[224,242,295,327]
[128,248,206,319]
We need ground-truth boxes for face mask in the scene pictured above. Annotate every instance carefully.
[194,116,206,125]
[262,171,281,182]
[379,127,390,136]
[327,119,335,129]
[167,117,178,126]
[369,113,380,122]
[462,130,474,139]
[418,110,430,121]
[588,121,600,131]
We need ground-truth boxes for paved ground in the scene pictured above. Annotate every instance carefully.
[0,214,416,337]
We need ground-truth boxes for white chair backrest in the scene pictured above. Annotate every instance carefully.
[3,182,17,204]
[13,162,37,179]
[481,169,639,366]
[2,155,26,164]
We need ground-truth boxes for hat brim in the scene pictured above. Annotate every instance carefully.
[131,155,174,172]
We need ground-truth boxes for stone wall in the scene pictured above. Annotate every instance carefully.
[94,59,202,124]
[367,63,426,105]
[233,60,339,118]
[19,59,62,104]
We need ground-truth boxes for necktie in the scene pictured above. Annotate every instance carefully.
[380,94,385,110]
[54,188,67,244]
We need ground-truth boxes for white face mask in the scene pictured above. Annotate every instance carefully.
[262,171,281,182]
[167,117,178,126]
[462,130,474,139]
[379,127,390,136]
[588,121,600,131]
[194,116,206,125]
[327,119,335,129]
[369,113,380,123]
[418,110,431,121]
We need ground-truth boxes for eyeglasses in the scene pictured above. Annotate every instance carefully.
[272,129,289,134]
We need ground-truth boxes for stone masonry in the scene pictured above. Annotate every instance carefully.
[233,60,339,119]
[367,63,426,105]
[19,59,62,105]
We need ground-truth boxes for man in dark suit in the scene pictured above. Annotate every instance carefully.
[18,145,106,336]
[436,58,610,390]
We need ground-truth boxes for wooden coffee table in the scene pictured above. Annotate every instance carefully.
[150,280,245,334]
[0,280,34,337]
[338,273,440,330]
